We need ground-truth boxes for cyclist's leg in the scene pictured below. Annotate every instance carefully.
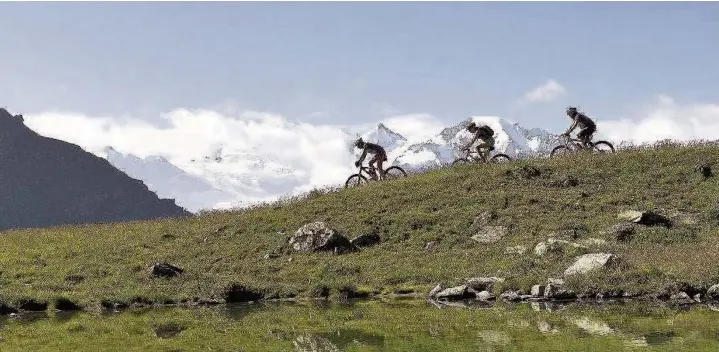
[476,140,490,162]
[368,156,379,180]
[474,145,485,162]
[486,136,496,159]
[578,126,594,148]
[376,155,386,180]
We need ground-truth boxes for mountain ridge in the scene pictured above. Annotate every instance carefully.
[0,108,190,230]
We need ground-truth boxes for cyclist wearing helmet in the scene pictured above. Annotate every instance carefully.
[461,122,496,162]
[563,106,596,148]
[354,138,388,180]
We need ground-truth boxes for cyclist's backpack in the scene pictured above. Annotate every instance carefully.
[479,125,494,136]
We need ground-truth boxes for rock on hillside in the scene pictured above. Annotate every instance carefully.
[0,108,190,230]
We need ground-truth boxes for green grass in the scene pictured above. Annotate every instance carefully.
[2,141,719,309]
[2,299,719,351]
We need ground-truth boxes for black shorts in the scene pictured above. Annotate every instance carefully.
[370,152,387,163]
[578,125,596,139]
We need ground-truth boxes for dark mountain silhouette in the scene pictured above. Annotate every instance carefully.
[0,108,190,231]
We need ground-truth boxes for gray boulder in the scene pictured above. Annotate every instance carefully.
[424,241,439,252]
[696,163,713,178]
[499,290,521,302]
[707,284,719,299]
[531,285,545,297]
[564,253,618,276]
[471,226,508,244]
[670,292,692,302]
[428,284,444,298]
[466,277,505,292]
[436,285,474,300]
[288,222,356,253]
[544,278,576,299]
[604,222,635,242]
[534,238,588,256]
[475,291,495,301]
[618,210,672,228]
[470,210,498,231]
[150,262,184,278]
[350,231,381,248]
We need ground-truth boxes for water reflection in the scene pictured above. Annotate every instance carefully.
[0,299,716,351]
[317,329,386,349]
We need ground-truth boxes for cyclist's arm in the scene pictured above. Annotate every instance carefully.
[463,134,479,150]
[565,120,578,135]
[357,149,368,163]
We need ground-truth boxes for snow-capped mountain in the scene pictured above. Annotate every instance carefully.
[175,146,303,210]
[101,145,309,212]
[360,123,407,154]
[97,116,559,213]
[102,147,233,212]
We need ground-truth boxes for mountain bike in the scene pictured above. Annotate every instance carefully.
[344,164,408,188]
[549,135,615,158]
[451,148,512,166]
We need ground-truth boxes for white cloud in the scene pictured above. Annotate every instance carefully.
[23,95,719,210]
[596,96,719,144]
[379,113,445,143]
[22,108,442,208]
[521,79,566,103]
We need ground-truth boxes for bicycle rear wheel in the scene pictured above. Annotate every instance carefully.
[592,141,615,154]
[383,166,407,180]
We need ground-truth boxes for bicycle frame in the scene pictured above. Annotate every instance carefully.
[357,165,379,179]
[461,149,491,163]
[560,135,591,151]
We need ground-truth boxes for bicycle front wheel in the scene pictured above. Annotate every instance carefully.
[550,145,573,158]
[452,158,471,166]
[344,174,368,188]
[489,154,512,163]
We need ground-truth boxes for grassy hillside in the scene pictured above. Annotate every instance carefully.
[2,140,719,311]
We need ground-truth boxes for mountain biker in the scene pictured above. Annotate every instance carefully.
[562,106,596,148]
[461,122,496,162]
[354,138,387,181]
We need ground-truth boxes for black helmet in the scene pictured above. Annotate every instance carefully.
[354,137,365,147]
[566,106,578,116]
[466,121,477,130]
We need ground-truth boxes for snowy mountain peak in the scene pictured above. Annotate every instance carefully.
[362,123,407,152]
[103,145,119,155]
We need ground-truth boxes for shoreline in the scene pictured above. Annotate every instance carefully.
[3,287,719,317]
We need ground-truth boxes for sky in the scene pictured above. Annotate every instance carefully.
[2,2,719,206]
[2,2,717,127]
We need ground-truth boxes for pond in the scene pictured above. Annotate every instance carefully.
[1,298,719,351]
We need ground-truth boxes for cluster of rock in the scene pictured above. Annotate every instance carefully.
[429,253,619,303]
[265,222,381,259]
[431,207,718,303]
